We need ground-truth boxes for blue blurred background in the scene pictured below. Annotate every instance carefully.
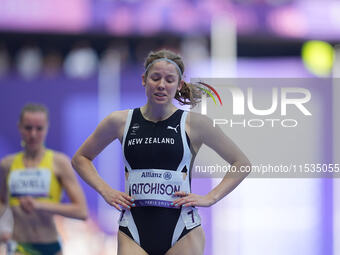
[0,0,339,254]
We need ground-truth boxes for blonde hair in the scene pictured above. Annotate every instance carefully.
[19,103,49,123]
[144,49,201,107]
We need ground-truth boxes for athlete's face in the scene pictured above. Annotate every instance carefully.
[19,111,48,152]
[142,61,183,105]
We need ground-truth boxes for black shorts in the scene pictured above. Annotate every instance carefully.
[119,206,200,255]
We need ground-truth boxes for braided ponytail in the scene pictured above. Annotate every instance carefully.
[175,82,201,107]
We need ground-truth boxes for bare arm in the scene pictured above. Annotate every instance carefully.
[71,110,133,211]
[201,114,251,205]
[0,156,14,240]
[0,156,12,216]
[174,113,251,207]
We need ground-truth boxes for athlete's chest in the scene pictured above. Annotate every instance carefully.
[8,167,53,197]
[124,110,187,170]
[125,121,182,147]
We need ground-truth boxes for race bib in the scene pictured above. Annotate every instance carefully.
[128,169,186,208]
[8,168,52,197]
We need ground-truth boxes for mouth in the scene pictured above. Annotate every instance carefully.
[27,140,39,145]
[154,93,167,98]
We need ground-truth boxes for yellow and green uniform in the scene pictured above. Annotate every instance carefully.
[8,241,62,255]
[6,149,63,255]
[7,149,62,206]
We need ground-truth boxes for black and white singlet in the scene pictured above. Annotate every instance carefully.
[118,108,201,255]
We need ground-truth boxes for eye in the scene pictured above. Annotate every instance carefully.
[36,126,44,131]
[166,76,176,83]
[24,125,32,131]
[150,73,161,81]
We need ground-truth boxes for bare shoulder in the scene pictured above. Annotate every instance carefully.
[53,151,71,166]
[186,111,213,130]
[187,111,210,121]
[52,151,72,175]
[105,109,129,127]
[185,111,214,153]
[0,154,16,172]
[99,109,130,141]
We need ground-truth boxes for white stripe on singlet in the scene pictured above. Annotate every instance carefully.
[171,212,186,246]
[122,109,133,172]
[171,111,195,245]
[176,111,192,172]
[125,210,140,245]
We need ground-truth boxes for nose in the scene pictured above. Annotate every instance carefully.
[157,78,166,90]
[30,128,37,138]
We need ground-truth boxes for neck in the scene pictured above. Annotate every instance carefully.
[24,146,45,159]
[141,103,177,122]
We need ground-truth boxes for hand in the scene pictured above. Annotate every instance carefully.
[0,232,11,242]
[19,196,40,214]
[101,188,134,211]
[172,191,214,207]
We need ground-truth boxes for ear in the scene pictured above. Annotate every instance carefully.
[178,80,184,91]
[17,121,24,139]
[142,74,146,87]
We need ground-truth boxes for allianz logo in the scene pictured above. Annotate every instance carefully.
[141,171,172,180]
